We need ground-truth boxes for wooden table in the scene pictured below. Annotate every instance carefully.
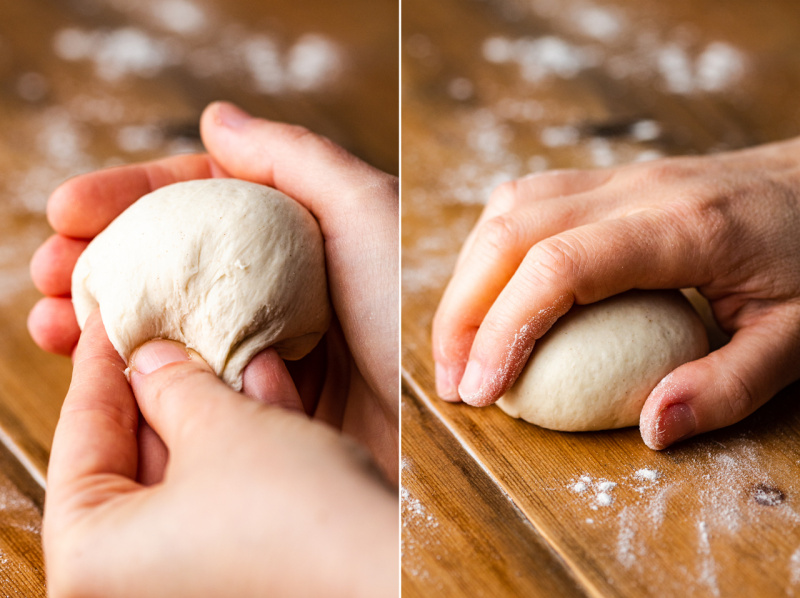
[401,0,800,596]
[0,1,397,594]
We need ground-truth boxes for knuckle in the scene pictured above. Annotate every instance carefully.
[631,157,698,189]
[721,369,758,420]
[487,180,520,213]
[281,123,316,145]
[525,234,585,286]
[475,215,517,258]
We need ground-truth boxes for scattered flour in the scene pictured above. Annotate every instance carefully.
[53,17,343,95]
[696,520,720,597]
[285,34,342,92]
[480,27,746,97]
[563,437,800,593]
[15,72,48,103]
[657,41,745,95]
[401,483,440,582]
[572,5,624,42]
[116,124,164,153]
[242,32,342,94]
[53,27,179,81]
[540,125,580,148]
[634,468,660,482]
[150,0,207,35]
[483,35,599,82]
[568,475,618,508]
[630,120,661,142]
[616,507,636,569]
[448,77,474,101]
[790,547,800,587]
[596,492,614,507]
[695,42,746,92]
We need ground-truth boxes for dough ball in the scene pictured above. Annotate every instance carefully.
[72,178,331,390]
[496,290,708,431]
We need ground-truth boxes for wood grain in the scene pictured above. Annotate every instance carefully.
[402,0,800,595]
[402,386,585,598]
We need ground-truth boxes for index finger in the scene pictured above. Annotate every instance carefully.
[48,153,219,238]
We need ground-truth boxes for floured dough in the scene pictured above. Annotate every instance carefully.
[72,178,330,390]
[496,290,708,431]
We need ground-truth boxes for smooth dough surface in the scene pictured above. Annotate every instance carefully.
[496,290,708,431]
[72,178,331,390]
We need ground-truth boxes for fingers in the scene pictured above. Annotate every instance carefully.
[457,209,711,406]
[640,311,800,449]
[433,199,596,401]
[201,101,399,411]
[455,169,615,270]
[242,348,305,412]
[199,101,396,228]
[27,297,80,356]
[48,153,217,238]
[47,311,139,500]
[30,234,87,296]
[136,417,169,486]
[129,340,303,451]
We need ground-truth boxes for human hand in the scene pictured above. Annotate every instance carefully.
[28,101,399,480]
[44,311,397,598]
[432,139,800,449]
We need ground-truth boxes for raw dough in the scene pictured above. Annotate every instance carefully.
[72,178,330,390]
[496,290,708,431]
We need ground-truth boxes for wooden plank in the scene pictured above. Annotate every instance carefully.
[401,386,585,598]
[0,431,45,598]
[402,0,800,595]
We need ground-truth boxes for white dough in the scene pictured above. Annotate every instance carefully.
[72,178,330,390]
[496,290,708,431]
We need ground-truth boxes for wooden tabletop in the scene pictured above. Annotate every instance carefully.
[0,0,397,594]
[402,0,800,596]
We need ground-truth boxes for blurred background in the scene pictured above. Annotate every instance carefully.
[0,0,397,594]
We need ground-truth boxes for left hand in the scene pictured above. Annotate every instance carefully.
[45,311,397,598]
[28,101,399,482]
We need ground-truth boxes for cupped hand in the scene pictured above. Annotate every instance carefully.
[29,102,399,480]
[44,311,397,598]
[433,139,800,449]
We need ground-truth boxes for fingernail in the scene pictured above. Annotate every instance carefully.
[130,340,190,375]
[458,360,484,403]
[435,362,461,402]
[652,403,696,449]
[215,102,252,128]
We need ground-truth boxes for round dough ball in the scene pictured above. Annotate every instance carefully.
[72,178,331,390]
[496,290,708,431]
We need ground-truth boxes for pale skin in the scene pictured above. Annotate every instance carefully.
[433,139,800,449]
[28,102,399,597]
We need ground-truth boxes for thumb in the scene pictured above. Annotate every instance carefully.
[129,341,305,451]
[129,340,240,451]
[640,312,800,450]
[199,101,394,232]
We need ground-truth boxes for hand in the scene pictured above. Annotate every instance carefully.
[44,311,397,598]
[28,101,399,480]
[432,139,800,449]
